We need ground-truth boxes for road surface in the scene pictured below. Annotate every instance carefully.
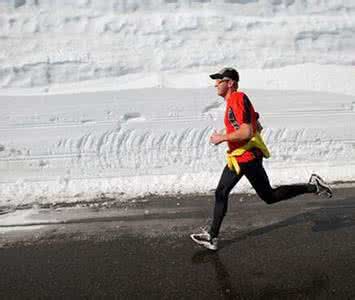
[1,187,355,299]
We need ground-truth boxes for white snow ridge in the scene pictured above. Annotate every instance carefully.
[0,0,354,208]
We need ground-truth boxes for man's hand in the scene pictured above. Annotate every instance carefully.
[210,131,225,145]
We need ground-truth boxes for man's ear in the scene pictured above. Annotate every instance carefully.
[228,81,238,90]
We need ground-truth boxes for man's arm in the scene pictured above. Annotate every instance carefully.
[210,123,253,145]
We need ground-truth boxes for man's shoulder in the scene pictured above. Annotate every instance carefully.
[232,90,246,97]
[229,91,248,103]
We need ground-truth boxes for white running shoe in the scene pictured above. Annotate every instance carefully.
[190,228,218,251]
[309,174,333,198]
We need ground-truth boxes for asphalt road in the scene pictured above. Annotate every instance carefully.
[1,187,355,299]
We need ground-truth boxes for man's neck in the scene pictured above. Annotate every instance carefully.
[224,89,237,101]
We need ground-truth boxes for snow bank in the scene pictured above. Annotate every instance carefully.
[1,0,354,89]
[1,87,354,207]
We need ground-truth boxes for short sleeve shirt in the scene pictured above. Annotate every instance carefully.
[224,91,261,163]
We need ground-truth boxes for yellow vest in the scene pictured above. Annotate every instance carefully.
[226,132,270,174]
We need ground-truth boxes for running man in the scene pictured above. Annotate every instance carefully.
[190,67,333,251]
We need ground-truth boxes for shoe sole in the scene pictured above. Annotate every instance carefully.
[190,234,218,251]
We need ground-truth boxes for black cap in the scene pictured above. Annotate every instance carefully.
[209,67,239,82]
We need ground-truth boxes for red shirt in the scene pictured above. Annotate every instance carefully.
[224,91,261,163]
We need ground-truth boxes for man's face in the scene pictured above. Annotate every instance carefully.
[214,79,229,97]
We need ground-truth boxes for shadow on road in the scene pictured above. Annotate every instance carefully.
[220,201,355,251]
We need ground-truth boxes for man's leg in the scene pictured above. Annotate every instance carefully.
[191,165,242,250]
[209,165,243,238]
[242,159,316,204]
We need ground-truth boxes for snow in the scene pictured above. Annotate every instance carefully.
[1,1,355,89]
[0,0,354,210]
[1,85,354,208]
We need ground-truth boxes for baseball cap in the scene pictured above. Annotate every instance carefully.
[209,67,239,82]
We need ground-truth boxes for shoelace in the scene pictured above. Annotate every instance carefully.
[199,227,209,235]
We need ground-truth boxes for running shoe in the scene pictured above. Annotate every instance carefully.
[190,228,218,251]
[309,173,333,198]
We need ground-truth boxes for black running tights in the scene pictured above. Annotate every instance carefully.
[209,159,316,238]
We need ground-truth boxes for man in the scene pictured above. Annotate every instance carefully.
[190,67,333,251]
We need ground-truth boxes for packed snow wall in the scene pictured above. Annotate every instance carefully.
[0,0,354,88]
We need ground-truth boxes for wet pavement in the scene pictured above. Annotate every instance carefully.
[1,187,355,299]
